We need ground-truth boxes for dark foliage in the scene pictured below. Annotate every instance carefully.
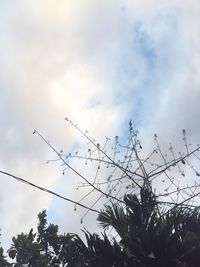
[0,187,199,266]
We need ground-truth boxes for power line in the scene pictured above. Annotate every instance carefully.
[0,169,99,213]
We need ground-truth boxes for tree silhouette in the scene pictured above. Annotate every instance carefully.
[1,119,200,266]
[4,187,200,266]
[34,118,200,219]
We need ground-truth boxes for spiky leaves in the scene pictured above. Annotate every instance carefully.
[97,187,200,266]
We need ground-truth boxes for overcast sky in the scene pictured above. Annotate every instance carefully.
[0,0,200,248]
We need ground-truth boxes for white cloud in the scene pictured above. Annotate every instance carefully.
[0,0,200,249]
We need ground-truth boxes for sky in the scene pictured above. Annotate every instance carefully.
[0,0,200,248]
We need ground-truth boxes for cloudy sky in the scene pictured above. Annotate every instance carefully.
[0,0,200,247]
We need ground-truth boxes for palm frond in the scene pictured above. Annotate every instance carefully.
[97,202,127,238]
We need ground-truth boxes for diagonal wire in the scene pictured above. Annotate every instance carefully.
[0,169,99,213]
